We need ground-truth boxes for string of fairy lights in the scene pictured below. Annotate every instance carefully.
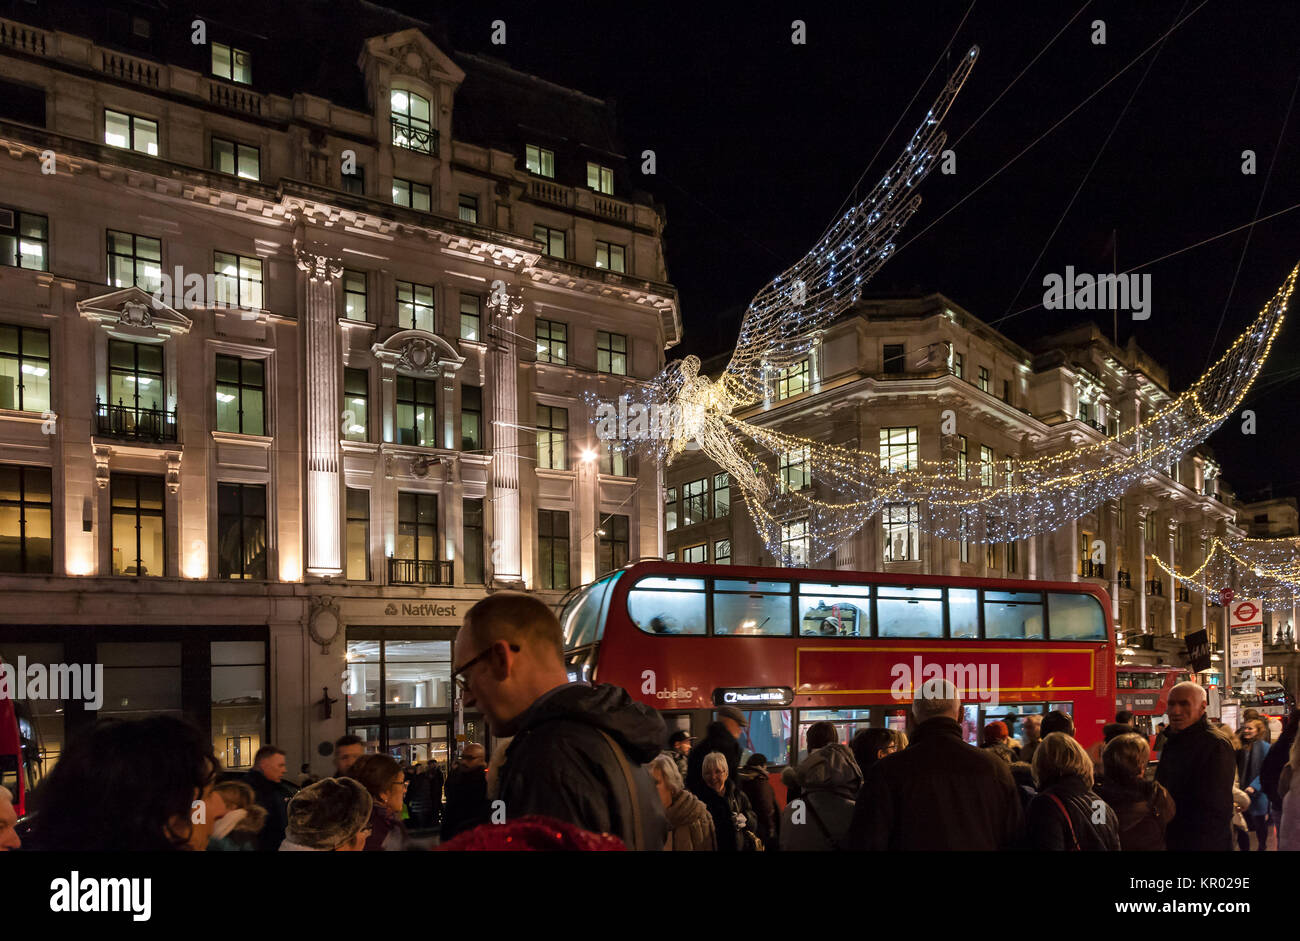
[594,46,1300,570]
[1148,536,1300,612]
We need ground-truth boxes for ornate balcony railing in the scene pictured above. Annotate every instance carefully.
[1117,569,1132,589]
[1146,579,1164,597]
[388,558,452,586]
[527,177,571,207]
[101,50,160,88]
[209,79,265,116]
[0,17,47,54]
[1079,560,1106,579]
[1176,586,1191,603]
[95,398,177,443]
[391,117,438,156]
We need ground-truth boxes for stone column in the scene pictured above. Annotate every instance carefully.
[488,284,522,585]
[1136,507,1150,634]
[297,250,344,576]
[1107,501,1121,625]
[1167,518,1178,636]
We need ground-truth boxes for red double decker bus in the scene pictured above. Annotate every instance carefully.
[1115,665,1188,738]
[561,561,1117,777]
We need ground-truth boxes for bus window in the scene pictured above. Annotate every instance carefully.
[1047,592,1107,640]
[877,585,943,638]
[798,584,870,636]
[722,709,792,766]
[984,590,1044,639]
[949,588,978,638]
[628,576,706,635]
[796,708,872,762]
[714,579,791,636]
[561,574,618,648]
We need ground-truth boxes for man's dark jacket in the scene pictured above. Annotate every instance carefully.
[440,764,489,841]
[737,764,779,848]
[244,767,290,852]
[496,683,669,850]
[685,721,742,797]
[1154,716,1236,851]
[846,716,1024,851]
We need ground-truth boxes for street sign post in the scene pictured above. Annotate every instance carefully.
[1229,598,1265,671]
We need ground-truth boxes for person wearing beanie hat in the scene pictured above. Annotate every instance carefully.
[980,721,1016,764]
[279,777,373,852]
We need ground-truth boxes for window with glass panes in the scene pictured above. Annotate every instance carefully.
[107,230,162,292]
[882,504,919,562]
[714,538,731,565]
[217,483,267,580]
[211,138,259,180]
[526,144,555,178]
[343,270,367,321]
[342,165,365,195]
[978,366,990,392]
[215,355,265,436]
[214,252,263,309]
[536,405,568,470]
[665,487,677,532]
[952,351,964,379]
[533,224,566,259]
[395,376,436,447]
[1006,540,1018,573]
[342,368,368,442]
[596,331,627,375]
[598,440,628,477]
[780,447,811,493]
[345,488,370,581]
[458,194,478,223]
[391,89,433,154]
[1,210,48,271]
[211,42,251,84]
[957,435,969,479]
[538,509,569,590]
[111,473,165,577]
[397,492,439,565]
[777,360,809,399]
[393,178,432,211]
[396,281,435,333]
[459,294,481,341]
[682,543,706,564]
[0,324,50,413]
[599,514,629,574]
[108,340,164,417]
[595,241,625,272]
[460,385,482,451]
[781,519,810,566]
[0,464,52,573]
[104,110,158,155]
[879,427,918,473]
[883,344,905,373]
[682,478,708,525]
[587,162,613,194]
[713,474,730,517]
[463,498,485,584]
[960,524,970,563]
[536,319,567,363]
[980,445,995,487]
[1002,380,1012,404]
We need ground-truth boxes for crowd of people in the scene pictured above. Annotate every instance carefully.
[3,590,1299,853]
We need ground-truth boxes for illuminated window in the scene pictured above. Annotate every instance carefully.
[598,440,629,477]
[0,464,52,573]
[597,331,627,375]
[342,368,369,442]
[396,281,435,333]
[682,478,708,525]
[107,230,161,292]
[460,385,482,451]
[951,351,964,379]
[781,519,810,566]
[343,270,367,321]
[0,324,50,413]
[882,504,919,562]
[211,42,252,84]
[780,448,811,493]
[397,492,439,572]
[108,339,164,418]
[214,252,263,309]
[713,474,730,518]
[713,538,731,565]
[978,366,990,393]
[599,515,630,573]
[536,319,567,363]
[665,487,677,532]
[458,194,478,223]
[1,209,48,271]
[346,488,370,581]
[104,109,158,155]
[682,543,706,564]
[957,434,968,480]
[879,427,918,473]
[980,445,995,487]
[595,241,625,272]
[533,224,566,259]
[211,138,259,180]
[459,294,481,341]
[587,162,613,194]
[215,355,265,436]
[396,376,436,448]
[391,90,433,154]
[777,360,809,399]
[536,405,568,470]
[526,144,555,178]
[110,473,165,577]
[393,178,431,211]
[217,483,267,580]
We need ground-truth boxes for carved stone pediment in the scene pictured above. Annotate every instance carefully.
[372,329,464,377]
[361,29,466,89]
[77,286,192,343]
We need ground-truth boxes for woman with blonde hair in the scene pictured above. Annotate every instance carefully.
[207,780,267,851]
[1236,718,1271,851]
[1025,732,1120,850]
[649,753,715,851]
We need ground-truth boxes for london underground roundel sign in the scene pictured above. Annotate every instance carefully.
[1232,601,1260,625]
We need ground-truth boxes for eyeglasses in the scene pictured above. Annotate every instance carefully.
[451,643,520,692]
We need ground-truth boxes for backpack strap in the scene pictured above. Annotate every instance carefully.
[803,795,843,851]
[1046,792,1081,851]
[595,728,644,851]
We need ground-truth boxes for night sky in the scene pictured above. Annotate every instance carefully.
[418,1,1300,503]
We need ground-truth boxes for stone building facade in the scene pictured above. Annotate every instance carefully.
[0,4,677,778]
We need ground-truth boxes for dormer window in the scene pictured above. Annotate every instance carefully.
[212,43,252,85]
[526,144,555,178]
[391,89,433,154]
